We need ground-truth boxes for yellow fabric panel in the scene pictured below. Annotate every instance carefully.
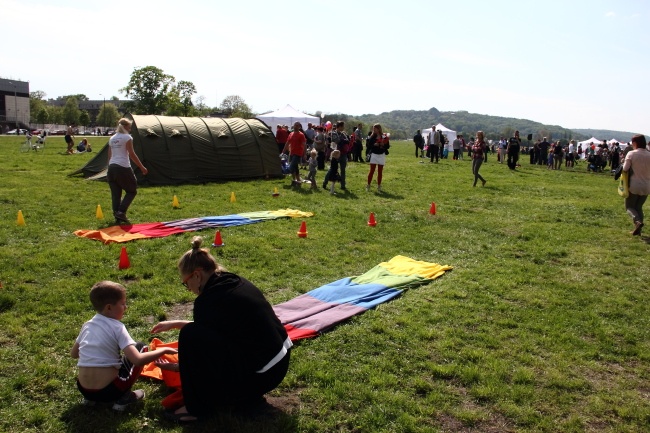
[379,255,453,280]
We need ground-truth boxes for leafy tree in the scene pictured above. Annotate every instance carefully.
[48,105,63,125]
[58,94,89,102]
[79,110,90,128]
[194,95,211,116]
[96,103,120,127]
[30,92,48,124]
[219,95,253,118]
[35,107,49,127]
[176,80,196,117]
[63,97,81,125]
[121,66,175,115]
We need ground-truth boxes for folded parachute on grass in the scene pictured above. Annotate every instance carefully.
[73,209,313,244]
[142,255,452,387]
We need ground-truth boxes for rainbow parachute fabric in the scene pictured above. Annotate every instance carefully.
[274,255,453,341]
[74,209,313,244]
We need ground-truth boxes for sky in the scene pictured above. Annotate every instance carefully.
[1,0,648,134]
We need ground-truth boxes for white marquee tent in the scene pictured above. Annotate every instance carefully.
[421,123,457,151]
[577,137,603,147]
[256,105,319,136]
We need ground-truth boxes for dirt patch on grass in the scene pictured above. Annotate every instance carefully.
[144,302,193,324]
[266,390,302,414]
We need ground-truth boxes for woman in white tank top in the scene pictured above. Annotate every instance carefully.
[107,118,148,224]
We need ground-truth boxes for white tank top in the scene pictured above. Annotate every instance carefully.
[109,133,132,168]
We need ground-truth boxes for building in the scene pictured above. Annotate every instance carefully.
[0,78,30,131]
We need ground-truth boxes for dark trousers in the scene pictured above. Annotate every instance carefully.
[626,193,647,225]
[317,150,325,170]
[429,145,439,162]
[107,164,138,214]
[179,322,290,416]
[507,152,519,169]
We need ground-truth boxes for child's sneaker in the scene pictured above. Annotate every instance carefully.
[82,398,96,407]
[112,389,145,411]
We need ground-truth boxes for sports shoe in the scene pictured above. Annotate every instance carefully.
[365,184,370,192]
[377,185,382,192]
[82,398,96,407]
[112,389,145,411]
[631,221,644,236]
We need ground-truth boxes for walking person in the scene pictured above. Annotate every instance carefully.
[107,118,148,224]
[472,131,487,187]
[507,130,521,170]
[365,123,390,192]
[413,130,424,158]
[622,134,650,236]
[427,126,439,163]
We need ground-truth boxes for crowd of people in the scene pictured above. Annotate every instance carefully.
[277,121,389,195]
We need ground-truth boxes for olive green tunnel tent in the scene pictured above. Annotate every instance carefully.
[70,114,283,185]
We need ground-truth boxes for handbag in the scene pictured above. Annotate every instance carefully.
[617,171,629,198]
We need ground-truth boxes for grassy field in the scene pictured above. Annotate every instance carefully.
[0,134,648,433]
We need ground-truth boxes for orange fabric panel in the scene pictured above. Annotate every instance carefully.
[141,338,181,388]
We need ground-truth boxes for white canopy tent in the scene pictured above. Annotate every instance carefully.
[421,123,457,151]
[256,105,319,136]
[577,137,603,147]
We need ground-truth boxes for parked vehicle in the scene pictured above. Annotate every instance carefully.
[6,129,28,135]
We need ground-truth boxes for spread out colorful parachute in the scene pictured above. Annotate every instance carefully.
[142,255,452,387]
[273,255,452,340]
[74,209,313,244]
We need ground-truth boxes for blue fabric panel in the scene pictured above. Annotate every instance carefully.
[306,277,403,309]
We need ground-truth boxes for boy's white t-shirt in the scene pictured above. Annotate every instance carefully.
[108,132,133,168]
[75,314,136,368]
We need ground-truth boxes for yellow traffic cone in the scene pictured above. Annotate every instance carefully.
[272,187,279,197]
[230,192,236,203]
[172,195,180,208]
[16,210,26,226]
[96,204,104,219]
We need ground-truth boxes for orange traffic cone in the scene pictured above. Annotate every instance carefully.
[16,210,26,226]
[297,221,308,238]
[172,195,180,208]
[367,212,377,227]
[212,230,225,247]
[230,192,236,203]
[429,202,436,215]
[272,187,279,197]
[118,247,131,270]
[96,204,104,219]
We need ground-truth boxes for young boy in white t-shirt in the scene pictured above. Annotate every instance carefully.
[71,281,177,410]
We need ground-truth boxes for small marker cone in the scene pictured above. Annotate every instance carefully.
[212,230,225,247]
[429,202,437,215]
[230,192,236,203]
[172,195,180,208]
[16,210,26,226]
[272,187,279,197]
[118,247,131,270]
[297,221,308,238]
[96,204,104,219]
[367,212,377,227]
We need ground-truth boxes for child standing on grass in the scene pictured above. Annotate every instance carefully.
[306,148,318,189]
[323,149,341,195]
[71,281,177,411]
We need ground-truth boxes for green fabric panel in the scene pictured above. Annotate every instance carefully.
[351,264,428,290]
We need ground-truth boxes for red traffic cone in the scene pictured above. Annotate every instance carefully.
[297,221,308,238]
[429,202,436,215]
[212,230,225,247]
[367,212,377,227]
[118,247,130,270]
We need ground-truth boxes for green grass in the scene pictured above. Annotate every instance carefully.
[0,135,648,432]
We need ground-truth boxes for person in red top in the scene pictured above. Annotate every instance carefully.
[282,122,306,186]
[275,125,289,154]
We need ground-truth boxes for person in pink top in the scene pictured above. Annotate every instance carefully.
[622,134,650,236]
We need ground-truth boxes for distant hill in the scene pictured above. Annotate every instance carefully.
[571,129,642,143]
[332,107,639,142]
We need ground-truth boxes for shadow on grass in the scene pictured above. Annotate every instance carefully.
[60,396,299,432]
